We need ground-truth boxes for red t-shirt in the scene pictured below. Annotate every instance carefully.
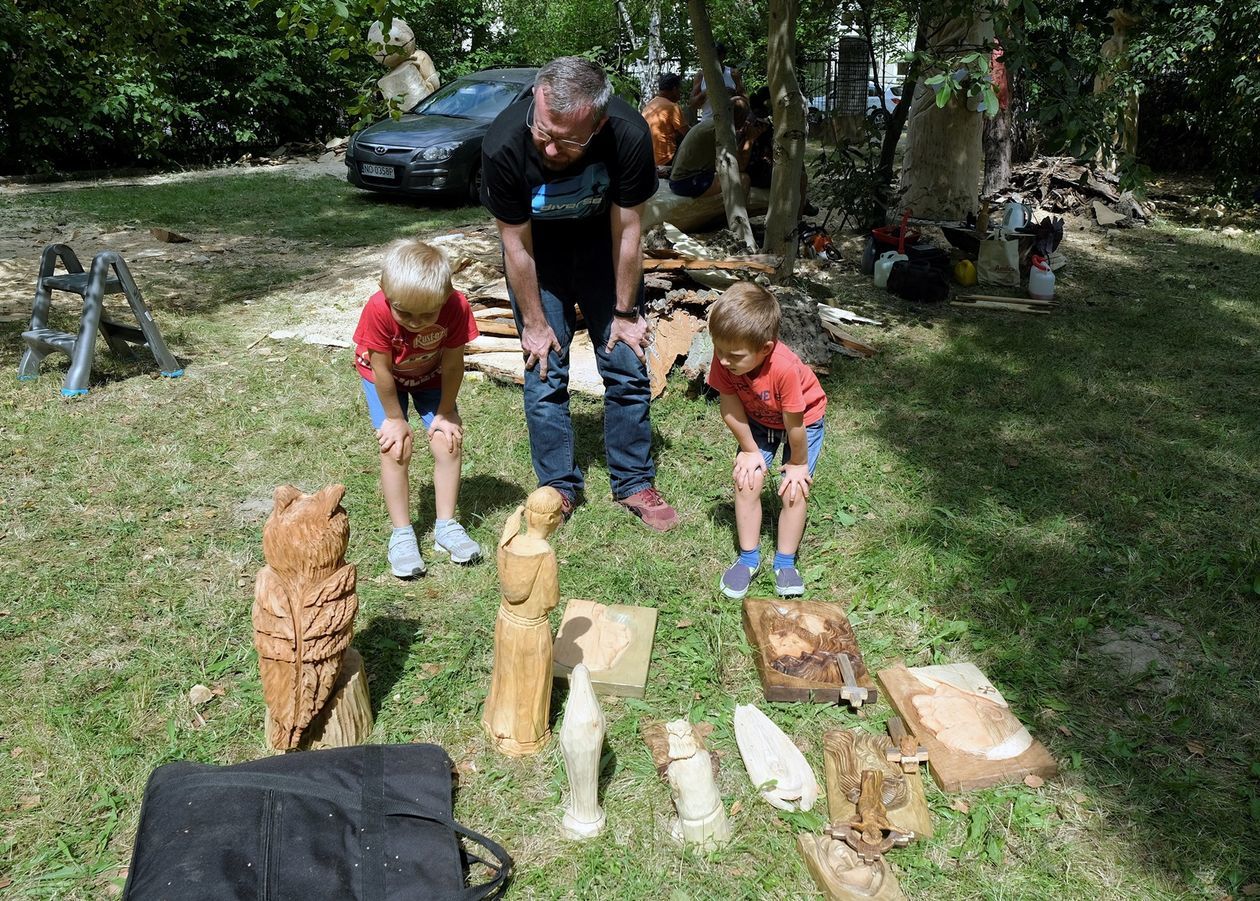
[353,290,479,389]
[707,341,827,429]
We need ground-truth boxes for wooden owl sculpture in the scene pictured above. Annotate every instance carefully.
[252,484,358,750]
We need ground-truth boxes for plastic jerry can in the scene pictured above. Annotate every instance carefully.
[874,250,908,288]
[1029,255,1056,300]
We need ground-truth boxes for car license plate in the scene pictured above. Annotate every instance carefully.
[361,163,394,178]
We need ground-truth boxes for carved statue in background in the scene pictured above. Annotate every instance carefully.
[482,487,564,756]
[824,729,932,840]
[368,19,440,112]
[559,664,607,840]
[642,720,731,851]
[905,666,1032,760]
[253,485,371,751]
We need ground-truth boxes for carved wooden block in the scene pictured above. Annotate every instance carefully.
[553,600,658,698]
[482,488,564,757]
[797,833,906,901]
[742,599,877,706]
[252,485,369,751]
[733,704,818,812]
[824,729,932,840]
[877,662,1058,793]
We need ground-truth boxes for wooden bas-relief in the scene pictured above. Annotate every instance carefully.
[824,729,932,842]
[559,664,607,840]
[642,720,731,851]
[742,599,878,705]
[733,704,818,812]
[829,770,913,864]
[797,834,906,901]
[252,485,371,751]
[553,600,658,699]
[482,488,564,757]
[877,662,1059,793]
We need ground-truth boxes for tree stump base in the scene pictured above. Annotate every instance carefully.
[266,647,374,752]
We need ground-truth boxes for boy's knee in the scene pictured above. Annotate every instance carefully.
[735,470,766,492]
[428,431,461,459]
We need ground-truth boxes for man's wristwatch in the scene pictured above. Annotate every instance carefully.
[612,307,639,322]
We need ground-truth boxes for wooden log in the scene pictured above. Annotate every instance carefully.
[466,335,522,354]
[819,321,877,357]
[643,258,777,274]
[473,306,514,319]
[475,319,521,337]
[641,183,770,232]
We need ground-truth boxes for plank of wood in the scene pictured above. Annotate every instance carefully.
[474,318,521,337]
[819,321,877,357]
[950,300,1050,315]
[957,299,1058,309]
[466,332,604,397]
[643,258,777,274]
[466,335,522,355]
[473,306,514,319]
[646,310,704,399]
[742,598,878,706]
[876,662,1058,793]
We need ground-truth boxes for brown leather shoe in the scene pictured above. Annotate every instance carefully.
[616,487,679,532]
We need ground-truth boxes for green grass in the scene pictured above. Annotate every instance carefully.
[2,172,1259,899]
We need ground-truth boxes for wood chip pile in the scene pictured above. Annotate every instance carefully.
[989,156,1151,227]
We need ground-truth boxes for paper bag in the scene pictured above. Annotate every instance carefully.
[977,235,1020,288]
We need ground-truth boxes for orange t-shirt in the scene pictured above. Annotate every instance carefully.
[707,341,828,430]
[641,96,686,167]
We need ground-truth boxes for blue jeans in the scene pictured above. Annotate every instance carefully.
[508,269,655,500]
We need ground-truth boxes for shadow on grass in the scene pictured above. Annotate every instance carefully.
[356,616,423,718]
[830,224,1260,891]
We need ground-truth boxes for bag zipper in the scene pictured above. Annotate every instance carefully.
[259,789,274,901]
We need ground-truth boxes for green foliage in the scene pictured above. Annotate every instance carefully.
[808,125,888,231]
[914,49,999,116]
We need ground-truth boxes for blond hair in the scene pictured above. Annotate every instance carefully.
[707,282,780,349]
[380,239,453,314]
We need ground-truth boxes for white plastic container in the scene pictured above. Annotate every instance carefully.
[1002,202,1029,230]
[874,250,908,289]
[1029,255,1056,300]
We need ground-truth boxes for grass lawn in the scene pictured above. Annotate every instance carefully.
[1,169,1259,900]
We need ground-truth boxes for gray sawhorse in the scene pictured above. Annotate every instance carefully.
[17,244,183,396]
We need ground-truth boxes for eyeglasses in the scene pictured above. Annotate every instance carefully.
[526,101,600,151]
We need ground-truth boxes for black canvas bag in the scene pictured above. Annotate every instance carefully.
[123,743,511,901]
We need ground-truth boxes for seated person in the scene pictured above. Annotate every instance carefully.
[668,95,766,199]
[642,72,690,177]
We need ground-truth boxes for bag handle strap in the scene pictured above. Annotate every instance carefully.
[381,807,513,900]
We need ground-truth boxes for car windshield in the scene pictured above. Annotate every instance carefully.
[414,78,524,118]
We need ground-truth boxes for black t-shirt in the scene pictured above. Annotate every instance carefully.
[480,95,657,279]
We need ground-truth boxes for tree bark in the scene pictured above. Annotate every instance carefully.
[877,25,926,211]
[897,11,993,220]
[982,107,1012,195]
[645,0,664,105]
[762,0,806,280]
[687,0,756,251]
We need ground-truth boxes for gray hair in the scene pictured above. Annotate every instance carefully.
[535,57,613,123]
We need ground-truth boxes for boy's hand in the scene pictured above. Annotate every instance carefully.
[733,450,766,490]
[427,411,463,454]
[376,418,413,463]
[778,462,813,503]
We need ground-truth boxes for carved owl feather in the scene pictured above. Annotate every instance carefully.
[252,484,358,750]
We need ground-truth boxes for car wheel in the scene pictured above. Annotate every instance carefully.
[467,161,483,204]
[869,109,888,130]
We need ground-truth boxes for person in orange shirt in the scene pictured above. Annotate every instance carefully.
[641,72,689,177]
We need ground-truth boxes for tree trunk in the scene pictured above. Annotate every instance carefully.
[645,0,664,105]
[897,11,993,220]
[687,0,756,251]
[877,25,926,212]
[982,107,1012,195]
[762,0,806,280]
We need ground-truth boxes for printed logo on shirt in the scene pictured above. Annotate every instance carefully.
[530,164,610,220]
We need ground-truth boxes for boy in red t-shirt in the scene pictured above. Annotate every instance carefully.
[706,283,828,598]
[352,239,481,578]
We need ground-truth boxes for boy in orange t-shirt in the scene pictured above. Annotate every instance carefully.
[352,239,481,578]
[641,72,689,175]
[706,283,827,598]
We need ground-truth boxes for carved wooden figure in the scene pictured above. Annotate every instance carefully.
[741,599,878,705]
[252,484,371,751]
[828,770,913,864]
[733,704,818,812]
[559,664,607,840]
[797,834,906,901]
[482,487,564,756]
[642,720,731,850]
[885,717,929,774]
[824,729,932,840]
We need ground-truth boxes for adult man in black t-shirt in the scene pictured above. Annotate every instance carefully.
[481,57,679,531]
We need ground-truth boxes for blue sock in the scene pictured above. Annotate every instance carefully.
[739,547,761,570]
[774,551,796,571]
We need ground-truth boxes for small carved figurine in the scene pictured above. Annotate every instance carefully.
[824,729,932,840]
[482,488,564,756]
[559,664,607,840]
[733,704,818,812]
[253,485,368,751]
[643,719,731,850]
[827,770,913,864]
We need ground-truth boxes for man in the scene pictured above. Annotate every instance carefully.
[480,57,679,531]
[668,95,764,199]
[641,72,689,177]
[690,43,746,121]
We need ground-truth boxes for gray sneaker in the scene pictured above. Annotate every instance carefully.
[433,521,482,564]
[774,566,805,597]
[388,531,426,578]
[720,562,759,600]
